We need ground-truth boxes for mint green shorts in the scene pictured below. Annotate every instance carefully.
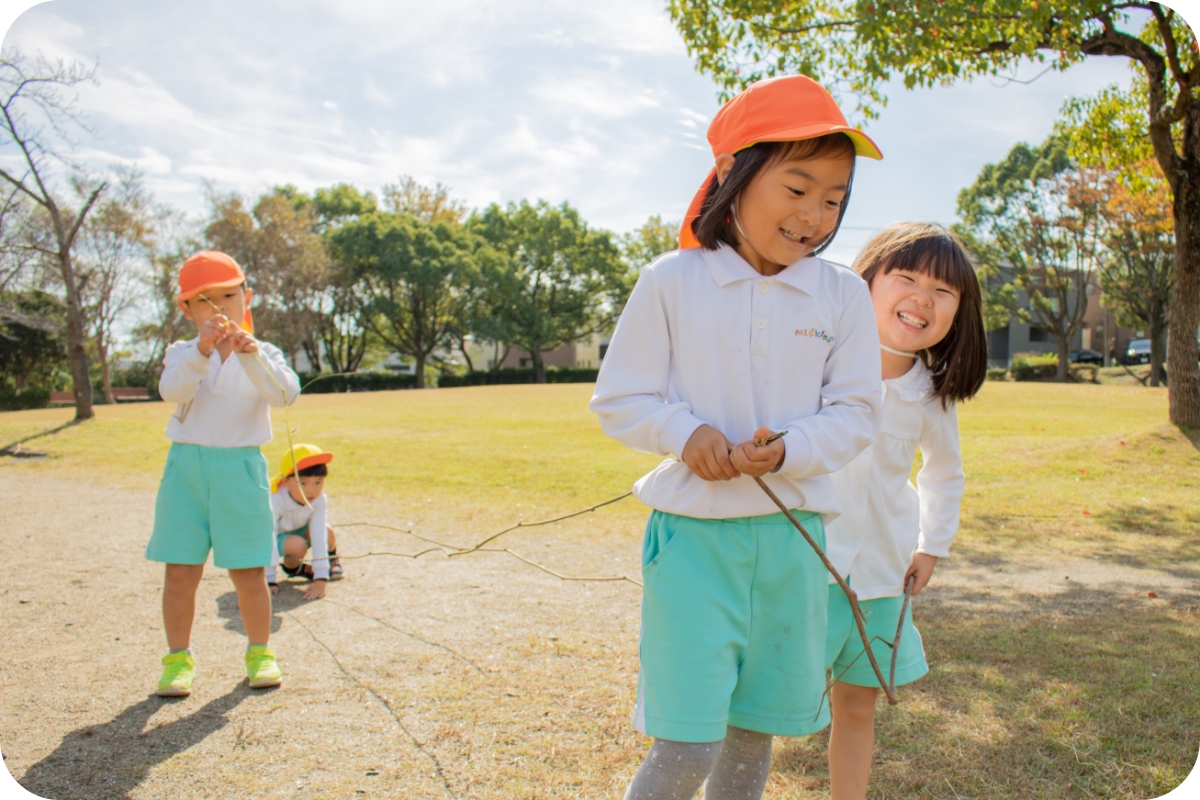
[634,509,830,742]
[276,525,310,557]
[825,582,928,689]
[146,443,274,570]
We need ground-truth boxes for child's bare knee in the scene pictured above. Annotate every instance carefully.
[833,683,879,723]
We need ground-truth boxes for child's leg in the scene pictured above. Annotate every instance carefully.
[828,682,878,800]
[281,534,309,569]
[327,525,337,551]
[228,567,272,645]
[705,726,773,800]
[162,563,205,651]
[624,738,722,800]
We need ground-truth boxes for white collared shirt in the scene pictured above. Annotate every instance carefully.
[265,489,330,582]
[590,244,882,520]
[825,359,965,600]
[159,338,300,448]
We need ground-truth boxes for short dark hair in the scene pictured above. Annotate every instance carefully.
[297,463,328,478]
[852,222,989,407]
[692,134,858,255]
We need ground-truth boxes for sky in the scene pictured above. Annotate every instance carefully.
[0,0,1149,265]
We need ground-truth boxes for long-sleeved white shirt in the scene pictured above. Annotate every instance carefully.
[825,359,965,600]
[590,245,881,520]
[159,338,300,448]
[265,488,330,582]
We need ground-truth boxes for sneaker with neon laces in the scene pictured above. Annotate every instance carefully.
[156,651,196,697]
[245,645,282,689]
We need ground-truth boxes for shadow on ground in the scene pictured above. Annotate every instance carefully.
[19,685,252,800]
[215,582,311,636]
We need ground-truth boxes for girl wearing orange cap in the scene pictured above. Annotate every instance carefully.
[591,75,883,799]
[146,250,300,697]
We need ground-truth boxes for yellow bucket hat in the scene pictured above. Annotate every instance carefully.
[272,443,334,493]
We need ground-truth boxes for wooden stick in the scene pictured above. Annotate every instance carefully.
[752,476,898,704]
[889,574,916,696]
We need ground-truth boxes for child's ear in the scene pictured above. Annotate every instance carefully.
[244,287,253,305]
[714,153,736,186]
[179,300,195,322]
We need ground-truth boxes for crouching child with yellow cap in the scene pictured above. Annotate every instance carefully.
[146,250,300,697]
[266,444,343,601]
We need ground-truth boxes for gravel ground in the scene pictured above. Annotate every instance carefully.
[2,470,1195,799]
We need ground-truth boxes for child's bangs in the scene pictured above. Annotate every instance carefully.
[768,134,856,166]
[880,234,976,295]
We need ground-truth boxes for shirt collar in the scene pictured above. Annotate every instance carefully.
[701,243,823,296]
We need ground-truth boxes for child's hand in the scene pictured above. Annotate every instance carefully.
[302,579,327,601]
[269,583,279,596]
[197,315,234,356]
[730,426,786,477]
[904,552,938,596]
[682,424,739,481]
[229,329,260,354]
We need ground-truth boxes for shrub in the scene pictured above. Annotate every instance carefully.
[438,367,600,388]
[986,366,1009,381]
[1010,353,1059,381]
[297,371,419,393]
[0,388,50,411]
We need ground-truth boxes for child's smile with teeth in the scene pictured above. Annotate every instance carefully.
[870,267,961,355]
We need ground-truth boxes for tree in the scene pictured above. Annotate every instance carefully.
[310,184,378,374]
[0,50,106,420]
[668,1,1200,425]
[382,175,467,225]
[1098,167,1174,386]
[468,200,628,383]
[75,172,153,404]
[0,289,65,391]
[958,138,1105,381]
[205,187,329,368]
[330,212,472,388]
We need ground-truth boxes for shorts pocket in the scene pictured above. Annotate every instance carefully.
[641,512,687,573]
[243,456,270,492]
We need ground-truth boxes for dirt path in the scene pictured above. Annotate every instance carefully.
[1,471,1195,799]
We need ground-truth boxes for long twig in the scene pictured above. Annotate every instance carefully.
[888,575,916,697]
[752,476,898,704]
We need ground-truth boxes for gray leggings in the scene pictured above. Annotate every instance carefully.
[623,726,773,800]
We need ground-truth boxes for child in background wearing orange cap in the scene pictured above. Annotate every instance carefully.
[591,75,883,799]
[146,250,300,697]
[266,444,343,601]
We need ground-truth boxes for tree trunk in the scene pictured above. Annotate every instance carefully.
[98,330,116,405]
[1056,335,1070,382]
[414,355,426,389]
[532,349,546,384]
[61,253,94,421]
[1149,321,1167,388]
[1168,171,1200,427]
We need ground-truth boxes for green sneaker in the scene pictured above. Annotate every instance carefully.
[156,651,196,697]
[245,645,282,689]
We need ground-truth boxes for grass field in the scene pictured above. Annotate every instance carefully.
[2,381,1197,798]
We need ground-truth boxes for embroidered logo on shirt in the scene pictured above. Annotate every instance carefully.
[794,326,834,343]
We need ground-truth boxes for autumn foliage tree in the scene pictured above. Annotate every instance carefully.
[669,0,1200,424]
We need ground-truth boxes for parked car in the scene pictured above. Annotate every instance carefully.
[1125,339,1152,365]
[1068,349,1104,365]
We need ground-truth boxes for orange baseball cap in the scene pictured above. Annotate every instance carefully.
[177,250,254,332]
[678,75,882,249]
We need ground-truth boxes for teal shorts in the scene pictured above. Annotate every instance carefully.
[276,525,310,557]
[146,443,274,570]
[635,509,830,742]
[825,582,928,689]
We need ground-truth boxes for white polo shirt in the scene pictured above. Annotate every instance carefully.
[159,338,300,448]
[825,359,965,600]
[590,244,881,521]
